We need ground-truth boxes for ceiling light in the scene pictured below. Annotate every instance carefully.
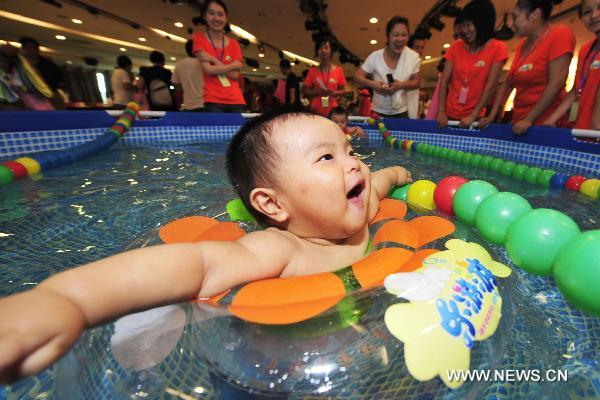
[66,60,73,64]
[55,34,66,40]
[265,66,270,69]
[290,62,295,66]
[149,27,186,43]
[443,43,450,48]
[174,21,183,28]
[119,47,127,51]
[425,55,432,60]
[138,37,146,42]
[170,56,176,60]
[281,49,318,66]
[369,17,378,24]
[252,68,257,72]
[71,18,82,24]
[258,53,264,58]
[229,24,258,44]
[370,39,377,45]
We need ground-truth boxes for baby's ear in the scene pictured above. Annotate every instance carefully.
[249,187,289,223]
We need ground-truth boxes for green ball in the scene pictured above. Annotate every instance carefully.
[439,148,449,158]
[453,180,499,225]
[553,230,600,316]
[474,192,532,245]
[0,165,14,186]
[536,169,555,187]
[500,161,516,176]
[480,155,493,169]
[505,209,580,276]
[455,151,465,163]
[525,167,542,184]
[447,149,456,161]
[462,153,473,165]
[470,154,482,168]
[432,147,441,157]
[389,184,411,201]
[512,164,528,180]
[490,158,504,172]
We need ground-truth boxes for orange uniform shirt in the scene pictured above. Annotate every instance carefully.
[508,24,575,125]
[304,65,347,116]
[573,39,600,130]
[444,39,508,120]
[192,32,245,105]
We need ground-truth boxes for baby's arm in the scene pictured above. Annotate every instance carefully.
[347,126,365,137]
[0,230,295,383]
[371,166,412,200]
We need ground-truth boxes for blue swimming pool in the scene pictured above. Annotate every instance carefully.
[0,113,598,399]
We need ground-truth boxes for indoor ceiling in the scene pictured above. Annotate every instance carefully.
[0,0,593,88]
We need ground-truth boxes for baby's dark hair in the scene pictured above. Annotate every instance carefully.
[328,106,348,119]
[226,105,319,226]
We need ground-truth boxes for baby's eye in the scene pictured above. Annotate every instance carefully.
[319,154,334,161]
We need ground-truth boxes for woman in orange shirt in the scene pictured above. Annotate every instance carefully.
[192,0,246,113]
[480,0,575,134]
[544,0,600,130]
[303,36,347,116]
[437,0,508,128]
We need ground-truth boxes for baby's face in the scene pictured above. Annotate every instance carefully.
[270,116,371,239]
[330,113,348,131]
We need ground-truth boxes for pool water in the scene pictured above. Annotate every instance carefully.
[0,139,599,399]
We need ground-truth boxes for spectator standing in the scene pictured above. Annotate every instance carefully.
[279,59,300,105]
[192,0,246,113]
[173,40,204,111]
[480,0,575,134]
[111,55,135,109]
[437,0,508,128]
[354,16,421,118]
[303,36,347,116]
[139,51,177,111]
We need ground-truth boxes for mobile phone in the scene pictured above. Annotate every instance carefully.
[386,73,394,84]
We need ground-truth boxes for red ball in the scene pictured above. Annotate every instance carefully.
[382,131,391,139]
[433,175,469,215]
[370,112,380,120]
[1,161,28,179]
[401,140,409,150]
[565,175,586,191]
[112,125,125,134]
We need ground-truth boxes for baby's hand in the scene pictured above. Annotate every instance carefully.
[0,289,85,383]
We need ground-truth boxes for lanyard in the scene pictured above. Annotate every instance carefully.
[320,65,331,87]
[206,31,225,62]
[508,24,552,84]
[577,40,600,97]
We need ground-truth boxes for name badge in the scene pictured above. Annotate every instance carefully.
[518,63,533,72]
[217,74,231,87]
[568,100,579,123]
[458,87,469,104]
[474,61,486,68]
[591,60,600,69]
[321,96,329,108]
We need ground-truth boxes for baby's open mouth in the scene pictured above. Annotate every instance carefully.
[347,181,365,200]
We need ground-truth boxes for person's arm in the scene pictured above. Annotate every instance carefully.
[478,81,512,129]
[437,60,454,128]
[592,89,600,130]
[354,67,388,94]
[512,53,572,135]
[0,231,295,382]
[371,166,413,200]
[391,72,421,91]
[347,126,365,137]
[542,89,575,127]
[459,61,504,128]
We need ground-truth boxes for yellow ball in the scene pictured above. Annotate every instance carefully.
[126,101,140,111]
[407,140,414,151]
[407,180,437,213]
[377,122,385,130]
[367,117,375,126]
[14,157,41,175]
[389,137,397,148]
[580,179,600,199]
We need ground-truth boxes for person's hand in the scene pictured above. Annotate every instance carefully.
[437,111,449,128]
[459,115,476,128]
[395,167,412,185]
[512,118,533,135]
[541,118,557,127]
[348,126,366,138]
[478,115,495,129]
[0,289,86,383]
[371,81,389,94]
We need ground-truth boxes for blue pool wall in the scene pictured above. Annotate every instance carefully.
[0,111,598,176]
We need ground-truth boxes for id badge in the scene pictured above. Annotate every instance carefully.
[458,86,469,104]
[568,100,579,122]
[217,74,231,87]
[321,96,329,108]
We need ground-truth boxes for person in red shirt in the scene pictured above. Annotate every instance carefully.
[543,0,600,130]
[302,36,347,116]
[437,0,508,128]
[480,0,575,135]
[192,0,246,113]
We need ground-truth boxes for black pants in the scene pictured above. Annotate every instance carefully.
[376,111,409,119]
[204,103,247,113]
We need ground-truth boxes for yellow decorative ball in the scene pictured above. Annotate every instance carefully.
[407,180,437,213]
[14,157,41,175]
[580,179,600,199]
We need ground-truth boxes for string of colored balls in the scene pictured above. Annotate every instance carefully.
[0,102,140,186]
[367,116,599,317]
[366,116,600,200]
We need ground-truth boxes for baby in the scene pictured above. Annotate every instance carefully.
[0,107,411,383]
[328,106,366,138]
